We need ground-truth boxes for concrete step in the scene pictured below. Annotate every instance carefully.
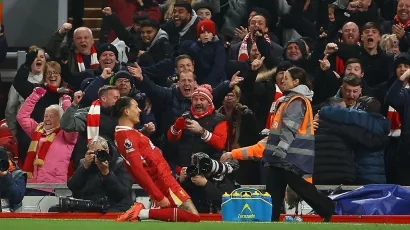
[84,7,102,18]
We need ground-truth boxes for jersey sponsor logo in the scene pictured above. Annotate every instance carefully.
[124,139,132,149]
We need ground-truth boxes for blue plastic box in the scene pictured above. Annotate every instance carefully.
[221,188,272,222]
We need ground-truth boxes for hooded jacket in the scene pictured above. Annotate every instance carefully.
[161,10,200,47]
[138,29,173,67]
[319,106,389,184]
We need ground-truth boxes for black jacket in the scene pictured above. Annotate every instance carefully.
[67,156,133,212]
[161,17,200,48]
[138,29,173,67]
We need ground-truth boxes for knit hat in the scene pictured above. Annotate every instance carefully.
[113,70,133,83]
[192,84,213,105]
[283,39,308,60]
[197,19,216,37]
[174,1,193,14]
[97,43,119,59]
[193,2,214,15]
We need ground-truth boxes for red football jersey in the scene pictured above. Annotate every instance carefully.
[114,126,174,202]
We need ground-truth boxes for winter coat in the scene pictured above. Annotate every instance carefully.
[381,19,410,53]
[183,37,227,88]
[67,155,133,212]
[0,163,26,212]
[5,73,43,134]
[314,118,356,185]
[319,106,389,184]
[0,35,7,66]
[16,91,78,184]
[138,29,173,67]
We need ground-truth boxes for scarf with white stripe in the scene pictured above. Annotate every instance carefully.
[238,33,271,61]
[87,100,101,142]
[76,45,99,72]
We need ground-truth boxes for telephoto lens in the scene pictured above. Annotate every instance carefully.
[0,159,10,171]
[186,165,200,177]
[96,150,109,162]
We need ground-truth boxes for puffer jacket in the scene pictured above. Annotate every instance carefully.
[16,91,78,185]
[319,106,390,184]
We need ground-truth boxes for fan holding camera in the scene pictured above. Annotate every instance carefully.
[178,152,239,213]
[0,146,27,212]
[50,136,133,213]
[167,84,228,168]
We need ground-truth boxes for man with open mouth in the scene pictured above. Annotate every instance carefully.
[161,1,200,48]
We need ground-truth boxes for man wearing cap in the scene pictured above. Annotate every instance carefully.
[161,1,200,47]
[60,43,120,92]
[82,66,157,132]
[167,84,228,168]
[0,146,27,212]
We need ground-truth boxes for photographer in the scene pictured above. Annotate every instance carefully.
[0,146,27,212]
[54,136,133,213]
[178,153,239,213]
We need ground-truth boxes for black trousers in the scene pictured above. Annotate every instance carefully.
[266,166,335,221]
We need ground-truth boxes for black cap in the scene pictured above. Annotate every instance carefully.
[174,1,193,14]
[113,70,132,83]
[97,43,119,59]
[193,2,214,15]
[80,78,94,91]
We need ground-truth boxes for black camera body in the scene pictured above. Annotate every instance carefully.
[95,150,109,162]
[0,159,10,172]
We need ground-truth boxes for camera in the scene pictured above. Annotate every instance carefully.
[58,197,109,213]
[95,150,109,162]
[186,153,233,178]
[0,159,9,172]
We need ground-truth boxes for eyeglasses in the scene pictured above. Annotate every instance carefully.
[46,71,60,76]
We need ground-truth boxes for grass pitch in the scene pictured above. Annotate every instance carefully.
[1,219,410,230]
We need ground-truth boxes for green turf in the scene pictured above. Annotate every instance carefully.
[1,219,409,230]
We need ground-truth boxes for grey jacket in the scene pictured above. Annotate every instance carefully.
[45,31,79,74]
[5,73,43,132]
[220,0,249,37]
[60,104,88,133]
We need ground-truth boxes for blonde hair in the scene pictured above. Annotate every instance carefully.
[232,85,241,99]
[164,0,198,21]
[380,34,398,53]
[41,61,63,86]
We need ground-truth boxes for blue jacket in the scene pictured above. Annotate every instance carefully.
[386,79,410,142]
[0,164,27,212]
[183,37,227,88]
[320,106,389,184]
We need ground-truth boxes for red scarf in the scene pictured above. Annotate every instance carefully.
[23,123,60,176]
[76,45,99,72]
[238,33,271,61]
[265,84,284,128]
[44,83,73,107]
[190,104,215,119]
[218,106,238,151]
[394,15,410,30]
[87,100,101,142]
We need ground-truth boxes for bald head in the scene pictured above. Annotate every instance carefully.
[73,27,94,55]
[342,22,360,44]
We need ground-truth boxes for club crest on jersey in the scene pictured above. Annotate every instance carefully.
[124,139,133,152]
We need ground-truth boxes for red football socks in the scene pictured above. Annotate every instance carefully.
[149,208,200,222]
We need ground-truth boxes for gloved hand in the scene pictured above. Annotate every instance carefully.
[24,50,39,69]
[32,87,46,101]
[173,117,186,131]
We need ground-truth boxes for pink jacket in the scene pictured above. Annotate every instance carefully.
[16,91,77,185]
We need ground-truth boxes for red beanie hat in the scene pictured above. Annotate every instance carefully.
[192,84,213,105]
[197,19,216,38]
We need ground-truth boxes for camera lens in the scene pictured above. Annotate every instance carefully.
[186,165,199,177]
[0,159,10,171]
[96,150,109,162]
